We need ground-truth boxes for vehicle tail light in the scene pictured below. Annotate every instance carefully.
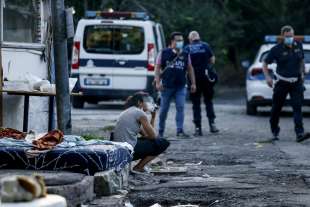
[252,96,265,101]
[71,41,80,70]
[250,67,263,76]
[147,43,155,71]
[250,67,273,77]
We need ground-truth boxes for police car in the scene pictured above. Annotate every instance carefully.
[246,35,310,115]
[71,11,166,108]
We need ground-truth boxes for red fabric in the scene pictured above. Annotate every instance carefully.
[32,130,64,150]
[0,128,26,140]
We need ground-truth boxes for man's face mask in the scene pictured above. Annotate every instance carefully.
[284,37,294,46]
[176,41,184,50]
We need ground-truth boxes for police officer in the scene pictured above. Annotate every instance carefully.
[263,25,309,142]
[155,32,196,138]
[184,31,219,136]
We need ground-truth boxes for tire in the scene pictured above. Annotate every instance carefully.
[72,96,84,109]
[246,101,257,115]
[87,100,98,105]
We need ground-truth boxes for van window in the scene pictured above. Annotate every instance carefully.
[84,25,145,54]
[3,0,41,43]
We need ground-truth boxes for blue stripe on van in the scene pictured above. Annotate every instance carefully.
[80,59,148,68]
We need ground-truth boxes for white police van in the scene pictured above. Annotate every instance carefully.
[71,11,166,108]
[245,35,310,115]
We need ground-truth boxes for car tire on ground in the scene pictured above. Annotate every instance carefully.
[72,96,84,109]
[87,100,98,105]
[246,101,257,115]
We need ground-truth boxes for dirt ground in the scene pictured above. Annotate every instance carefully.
[73,88,310,207]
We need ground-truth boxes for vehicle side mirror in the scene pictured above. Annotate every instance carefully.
[241,60,251,70]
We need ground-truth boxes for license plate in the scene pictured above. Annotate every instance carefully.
[84,78,110,86]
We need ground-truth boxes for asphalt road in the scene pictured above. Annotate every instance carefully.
[72,88,310,207]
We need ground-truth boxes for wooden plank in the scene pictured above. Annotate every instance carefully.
[0,89,82,97]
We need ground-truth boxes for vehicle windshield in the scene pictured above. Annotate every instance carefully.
[259,49,310,63]
[84,25,145,54]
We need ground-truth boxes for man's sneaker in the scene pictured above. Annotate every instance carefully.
[177,131,190,138]
[158,134,164,139]
[270,134,279,142]
[209,123,219,133]
[296,133,310,143]
[194,127,203,136]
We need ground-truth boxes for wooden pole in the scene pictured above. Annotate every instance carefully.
[0,0,3,127]
[51,0,72,134]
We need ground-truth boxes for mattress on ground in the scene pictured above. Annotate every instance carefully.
[0,135,133,175]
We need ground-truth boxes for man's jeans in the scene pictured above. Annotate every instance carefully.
[159,87,187,136]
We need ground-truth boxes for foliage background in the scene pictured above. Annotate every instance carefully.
[65,0,310,86]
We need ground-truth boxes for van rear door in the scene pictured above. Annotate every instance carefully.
[156,23,166,51]
[79,23,115,90]
[79,22,147,91]
[109,23,147,90]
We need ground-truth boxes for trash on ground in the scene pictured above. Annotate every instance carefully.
[124,201,134,207]
[166,160,175,165]
[150,203,162,207]
[150,166,188,175]
[202,173,211,178]
[184,161,203,166]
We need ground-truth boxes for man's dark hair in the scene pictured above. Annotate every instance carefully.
[124,92,149,109]
[170,32,183,43]
[281,25,294,35]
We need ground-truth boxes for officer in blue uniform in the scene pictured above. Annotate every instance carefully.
[263,25,309,142]
[155,32,196,138]
[184,31,219,136]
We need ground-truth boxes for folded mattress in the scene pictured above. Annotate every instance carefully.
[0,136,132,175]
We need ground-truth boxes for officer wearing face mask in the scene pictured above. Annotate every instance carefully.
[155,32,196,138]
[263,25,309,142]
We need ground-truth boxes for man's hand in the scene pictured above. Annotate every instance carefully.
[150,110,156,128]
[156,82,164,91]
[301,73,305,83]
[190,84,196,93]
[263,62,273,88]
[151,110,156,118]
[266,77,273,88]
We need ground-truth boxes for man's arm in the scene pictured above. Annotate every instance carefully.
[263,47,276,88]
[263,61,273,88]
[140,111,156,136]
[300,43,305,80]
[210,56,216,64]
[301,59,305,81]
[139,115,156,139]
[187,63,196,93]
[155,52,163,91]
